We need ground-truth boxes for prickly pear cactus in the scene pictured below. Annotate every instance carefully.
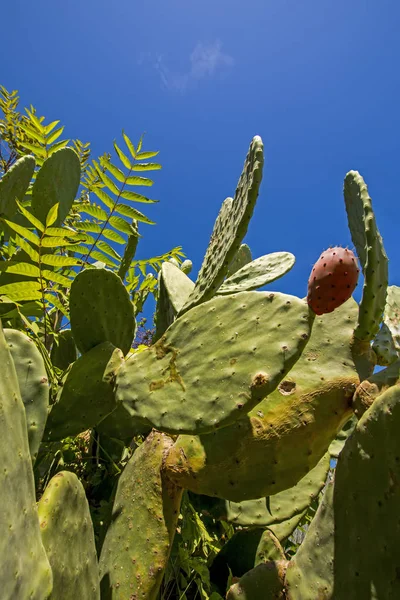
[0,322,53,599]
[70,267,136,355]
[50,328,77,371]
[210,528,285,595]
[38,471,100,600]
[190,451,329,537]
[344,171,388,342]
[372,285,400,365]
[31,147,81,226]
[154,261,194,341]
[4,328,49,462]
[0,155,35,219]
[116,291,313,435]
[285,384,400,599]
[217,252,295,295]
[180,136,264,314]
[99,431,183,600]
[165,300,359,501]
[226,561,287,600]
[44,342,123,441]
[227,243,252,277]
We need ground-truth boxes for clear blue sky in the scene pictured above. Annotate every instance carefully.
[2,0,400,319]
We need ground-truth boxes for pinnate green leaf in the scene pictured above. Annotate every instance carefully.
[0,281,42,301]
[3,219,40,245]
[41,255,82,267]
[46,204,59,228]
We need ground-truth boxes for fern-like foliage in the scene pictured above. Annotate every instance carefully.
[0,84,185,340]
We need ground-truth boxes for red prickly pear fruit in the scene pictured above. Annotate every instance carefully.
[307,246,360,315]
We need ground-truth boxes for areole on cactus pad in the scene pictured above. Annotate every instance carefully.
[307,246,360,315]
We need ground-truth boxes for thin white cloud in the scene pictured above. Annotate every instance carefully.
[139,41,234,92]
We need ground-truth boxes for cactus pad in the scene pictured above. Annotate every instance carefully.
[227,561,287,600]
[0,155,35,219]
[99,431,183,600]
[31,147,80,226]
[165,300,359,501]
[50,329,77,371]
[44,342,123,441]
[227,243,252,277]
[285,384,400,599]
[70,268,136,355]
[344,171,388,341]
[210,528,285,595]
[217,252,295,295]
[116,291,313,435]
[180,136,264,314]
[160,261,195,313]
[0,322,53,599]
[38,471,100,599]
[4,328,49,462]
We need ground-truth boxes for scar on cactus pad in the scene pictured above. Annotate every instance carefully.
[307,246,360,315]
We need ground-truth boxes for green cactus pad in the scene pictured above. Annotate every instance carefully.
[96,404,151,441]
[372,285,400,366]
[180,136,264,314]
[285,384,400,600]
[4,328,49,462]
[372,323,398,366]
[180,259,193,275]
[50,329,77,371]
[0,322,53,599]
[0,155,35,219]
[227,561,287,600]
[44,342,123,441]
[352,359,400,418]
[161,261,195,313]
[328,415,357,458]
[344,171,388,342]
[191,451,329,534]
[99,431,183,600]
[70,268,136,355]
[217,252,295,295]
[31,147,80,226]
[227,243,252,277]
[117,291,313,436]
[38,471,100,600]
[165,300,359,501]
[210,528,285,596]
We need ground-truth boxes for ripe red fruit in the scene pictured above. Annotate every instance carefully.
[307,246,360,315]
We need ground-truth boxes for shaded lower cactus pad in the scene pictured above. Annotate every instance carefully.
[0,323,53,599]
[227,561,287,600]
[44,342,124,441]
[99,431,183,600]
[38,471,100,600]
[116,291,313,435]
[180,136,264,314]
[210,528,285,595]
[285,384,400,599]
[218,252,295,295]
[50,328,77,371]
[164,300,359,501]
[70,267,136,355]
[190,451,329,533]
[4,328,49,462]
